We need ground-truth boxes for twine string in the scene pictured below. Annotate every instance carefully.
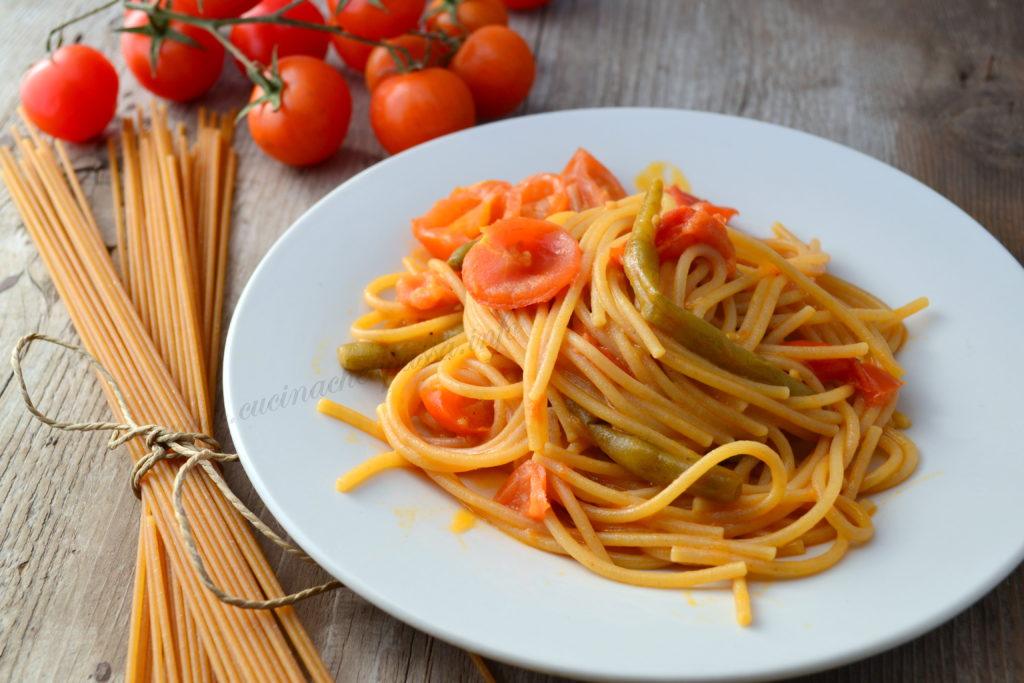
[12,332,343,610]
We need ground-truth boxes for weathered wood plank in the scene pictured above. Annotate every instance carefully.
[1,0,1021,681]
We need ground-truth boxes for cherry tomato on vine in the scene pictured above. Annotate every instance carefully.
[247,55,352,166]
[364,34,450,92]
[121,9,225,102]
[326,0,426,40]
[19,45,118,142]
[229,0,329,70]
[450,25,535,119]
[168,0,261,18]
[370,67,475,154]
[425,0,507,38]
[502,0,550,9]
[331,36,374,71]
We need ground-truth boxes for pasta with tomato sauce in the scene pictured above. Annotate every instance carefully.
[321,149,928,626]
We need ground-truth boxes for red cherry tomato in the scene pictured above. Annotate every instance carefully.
[395,271,460,311]
[246,56,352,166]
[560,148,626,210]
[655,206,736,271]
[418,377,494,436]
[364,34,451,92]
[449,25,534,119]
[229,0,328,71]
[462,217,582,309]
[495,460,550,520]
[326,0,426,40]
[411,180,509,258]
[370,67,475,154]
[331,35,375,71]
[502,0,550,9]
[19,45,118,142]
[503,173,569,219]
[167,0,260,18]
[426,0,507,37]
[121,10,225,102]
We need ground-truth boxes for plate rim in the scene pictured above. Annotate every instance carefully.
[224,106,1024,682]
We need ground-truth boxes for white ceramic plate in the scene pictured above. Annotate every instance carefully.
[224,109,1024,682]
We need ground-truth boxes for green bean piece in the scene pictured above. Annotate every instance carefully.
[622,180,811,396]
[446,237,480,270]
[338,325,464,372]
[567,400,742,503]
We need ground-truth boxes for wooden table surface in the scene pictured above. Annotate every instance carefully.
[2,1,1022,681]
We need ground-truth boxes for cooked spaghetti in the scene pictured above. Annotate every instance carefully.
[324,150,927,625]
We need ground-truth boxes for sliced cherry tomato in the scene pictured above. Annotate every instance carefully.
[364,34,451,92]
[462,217,582,309]
[450,25,535,119]
[666,185,737,222]
[419,377,494,436]
[20,45,118,142]
[426,0,508,37]
[655,206,737,271]
[411,180,508,259]
[782,341,857,383]
[229,0,329,71]
[121,10,225,102]
[495,460,550,520]
[561,148,626,210]
[167,0,260,18]
[395,271,460,311]
[370,67,476,154]
[502,0,550,9]
[246,56,351,166]
[852,362,903,407]
[503,173,570,220]
[327,0,426,40]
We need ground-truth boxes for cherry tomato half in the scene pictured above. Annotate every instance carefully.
[462,217,582,309]
[419,377,494,436]
[121,10,225,102]
[247,55,352,166]
[20,45,118,142]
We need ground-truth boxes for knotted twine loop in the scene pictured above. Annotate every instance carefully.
[12,333,343,610]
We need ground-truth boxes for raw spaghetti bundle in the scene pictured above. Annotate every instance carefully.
[1,107,330,681]
[324,153,928,626]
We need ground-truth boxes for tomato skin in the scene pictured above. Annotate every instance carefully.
[412,180,508,258]
[502,0,550,9]
[19,45,118,142]
[331,35,375,71]
[419,379,494,436]
[395,271,460,311]
[666,185,737,222]
[230,0,329,70]
[370,68,475,154]
[364,34,450,92]
[449,25,534,119]
[495,460,550,520]
[462,217,582,309]
[426,0,508,37]
[853,362,903,406]
[168,0,260,18]
[326,0,426,40]
[246,56,351,166]
[121,10,225,102]
[655,206,736,271]
[503,173,569,220]
[560,148,626,210]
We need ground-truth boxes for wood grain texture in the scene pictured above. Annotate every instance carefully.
[1,0,1021,681]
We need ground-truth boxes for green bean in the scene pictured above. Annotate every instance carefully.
[446,237,480,270]
[567,400,742,503]
[338,325,464,372]
[622,180,811,396]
